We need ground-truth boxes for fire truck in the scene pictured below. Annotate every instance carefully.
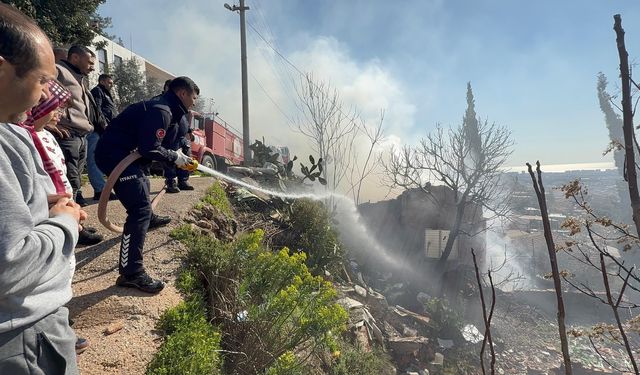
[188,111,244,170]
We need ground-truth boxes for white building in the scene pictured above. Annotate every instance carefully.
[86,34,175,87]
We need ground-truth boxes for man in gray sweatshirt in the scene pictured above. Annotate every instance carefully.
[0,4,84,374]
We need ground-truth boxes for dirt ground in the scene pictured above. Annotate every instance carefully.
[69,176,215,375]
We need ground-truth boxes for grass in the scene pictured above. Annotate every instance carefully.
[195,181,233,216]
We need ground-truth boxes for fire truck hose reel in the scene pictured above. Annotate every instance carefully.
[97,151,167,233]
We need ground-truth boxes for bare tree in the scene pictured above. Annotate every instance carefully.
[527,161,572,374]
[346,110,385,205]
[613,14,640,237]
[384,84,513,268]
[296,73,358,199]
[558,179,640,373]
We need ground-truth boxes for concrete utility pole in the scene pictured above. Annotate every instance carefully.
[224,1,252,164]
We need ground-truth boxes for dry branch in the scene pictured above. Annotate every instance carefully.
[527,161,572,374]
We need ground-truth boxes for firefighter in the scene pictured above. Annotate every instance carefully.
[95,76,199,293]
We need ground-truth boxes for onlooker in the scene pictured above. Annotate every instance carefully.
[18,79,95,354]
[162,79,172,94]
[55,45,105,207]
[53,46,67,63]
[89,73,118,200]
[22,80,103,245]
[0,4,82,373]
[96,77,200,294]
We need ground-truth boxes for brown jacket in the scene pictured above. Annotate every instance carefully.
[56,60,94,136]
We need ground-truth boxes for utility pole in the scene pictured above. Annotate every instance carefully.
[224,1,252,164]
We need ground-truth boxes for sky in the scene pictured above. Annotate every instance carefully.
[98,0,640,199]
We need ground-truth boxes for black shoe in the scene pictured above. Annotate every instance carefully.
[178,181,194,191]
[84,226,97,234]
[93,191,117,201]
[75,192,88,207]
[116,272,164,294]
[149,214,171,229]
[78,227,103,245]
[166,181,180,194]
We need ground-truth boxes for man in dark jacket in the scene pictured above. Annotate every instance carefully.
[95,76,199,293]
[89,74,117,200]
[55,45,104,245]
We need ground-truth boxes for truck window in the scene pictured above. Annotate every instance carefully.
[193,117,204,130]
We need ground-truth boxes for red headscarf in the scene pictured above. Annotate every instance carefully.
[19,80,73,194]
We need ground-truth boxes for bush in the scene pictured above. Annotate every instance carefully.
[328,339,395,375]
[157,299,204,335]
[171,227,348,374]
[147,312,221,375]
[286,199,344,275]
[266,351,306,375]
[424,297,463,338]
[197,181,233,216]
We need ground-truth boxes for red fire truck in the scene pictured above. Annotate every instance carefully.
[188,111,244,170]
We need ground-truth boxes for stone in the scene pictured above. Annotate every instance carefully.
[196,220,213,230]
[431,352,444,366]
[403,325,418,337]
[354,284,367,298]
[104,320,125,335]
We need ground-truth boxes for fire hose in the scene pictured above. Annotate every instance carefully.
[97,151,199,233]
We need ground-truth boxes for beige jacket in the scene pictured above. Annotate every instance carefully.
[56,60,94,136]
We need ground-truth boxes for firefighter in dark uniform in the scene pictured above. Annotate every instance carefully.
[95,76,199,293]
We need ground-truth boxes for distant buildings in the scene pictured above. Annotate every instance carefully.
[86,34,175,87]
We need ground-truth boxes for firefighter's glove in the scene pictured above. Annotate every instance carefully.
[175,149,197,171]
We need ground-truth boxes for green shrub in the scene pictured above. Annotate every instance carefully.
[328,339,395,375]
[287,199,343,274]
[157,299,204,335]
[147,313,221,375]
[266,351,306,375]
[170,220,348,375]
[175,268,201,296]
[424,297,463,338]
[218,230,348,374]
[200,181,233,217]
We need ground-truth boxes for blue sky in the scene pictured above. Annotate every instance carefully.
[98,0,640,173]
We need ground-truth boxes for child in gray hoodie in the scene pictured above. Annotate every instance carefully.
[0,123,83,373]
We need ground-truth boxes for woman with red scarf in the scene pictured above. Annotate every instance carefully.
[19,80,103,246]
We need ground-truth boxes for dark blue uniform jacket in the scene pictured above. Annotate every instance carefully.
[95,91,188,172]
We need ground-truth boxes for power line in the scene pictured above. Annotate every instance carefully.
[246,21,306,78]
[249,70,297,127]
[246,17,371,134]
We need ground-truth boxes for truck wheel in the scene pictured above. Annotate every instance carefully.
[201,155,215,170]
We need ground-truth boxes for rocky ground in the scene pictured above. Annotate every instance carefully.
[69,177,215,375]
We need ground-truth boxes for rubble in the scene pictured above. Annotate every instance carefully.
[337,281,437,373]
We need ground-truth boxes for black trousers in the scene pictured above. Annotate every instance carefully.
[164,140,191,183]
[56,135,87,198]
[110,163,151,276]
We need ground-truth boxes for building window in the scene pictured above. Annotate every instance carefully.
[113,54,123,68]
[97,48,107,73]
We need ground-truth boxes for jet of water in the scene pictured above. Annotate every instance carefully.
[196,164,418,277]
